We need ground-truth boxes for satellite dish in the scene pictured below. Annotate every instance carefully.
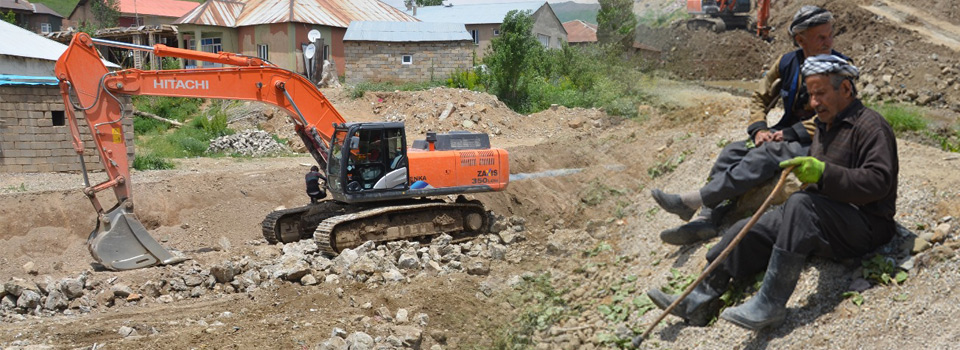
[308,29,322,42]
[304,43,317,59]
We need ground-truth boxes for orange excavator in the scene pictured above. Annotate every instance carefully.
[54,32,509,271]
[685,0,771,39]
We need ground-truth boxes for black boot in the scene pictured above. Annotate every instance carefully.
[659,200,733,245]
[720,247,806,330]
[651,189,697,221]
[646,269,730,326]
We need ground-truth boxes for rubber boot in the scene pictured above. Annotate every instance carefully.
[651,189,697,221]
[658,200,733,245]
[720,247,806,330]
[646,269,730,326]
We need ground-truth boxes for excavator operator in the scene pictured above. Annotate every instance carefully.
[649,5,850,246]
[305,165,327,204]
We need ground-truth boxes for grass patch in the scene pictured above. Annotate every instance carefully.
[647,151,690,179]
[348,81,444,99]
[870,102,927,134]
[132,153,175,170]
[132,96,202,136]
[581,180,627,206]
[492,273,573,350]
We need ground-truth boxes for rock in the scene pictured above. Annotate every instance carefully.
[333,249,360,273]
[141,280,162,298]
[301,274,318,286]
[397,253,420,270]
[498,230,518,245]
[414,313,429,326]
[488,243,507,260]
[567,118,584,129]
[394,308,410,324]
[210,262,239,283]
[57,278,84,300]
[392,325,423,347]
[16,290,41,310]
[902,235,931,254]
[316,336,347,350]
[272,254,312,281]
[438,103,455,121]
[183,274,204,287]
[168,277,189,291]
[111,284,134,298]
[345,332,375,350]
[931,223,951,243]
[118,326,138,337]
[1,295,16,309]
[126,293,143,302]
[4,278,35,297]
[462,120,475,128]
[332,327,348,338]
[376,306,393,321]
[190,286,206,298]
[43,289,68,311]
[283,240,320,256]
[849,278,871,292]
[22,261,38,275]
[326,274,341,284]
[157,295,174,303]
[466,261,490,276]
[382,269,405,282]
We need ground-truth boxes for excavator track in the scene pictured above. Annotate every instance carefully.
[315,201,487,255]
[261,201,352,244]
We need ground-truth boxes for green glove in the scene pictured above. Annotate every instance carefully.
[779,156,825,184]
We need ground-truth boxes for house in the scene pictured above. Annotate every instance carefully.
[0,0,63,34]
[344,21,472,85]
[174,0,419,77]
[0,20,130,173]
[562,20,596,46]
[411,1,566,58]
[67,0,200,28]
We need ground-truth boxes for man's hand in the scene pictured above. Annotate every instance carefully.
[779,156,825,184]
[754,130,774,146]
[771,130,784,142]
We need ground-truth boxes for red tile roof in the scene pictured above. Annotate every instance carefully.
[562,20,596,43]
[119,0,200,18]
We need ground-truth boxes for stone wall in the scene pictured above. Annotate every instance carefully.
[344,41,472,85]
[0,85,134,173]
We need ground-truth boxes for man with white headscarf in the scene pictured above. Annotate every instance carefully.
[649,6,851,246]
[645,55,899,331]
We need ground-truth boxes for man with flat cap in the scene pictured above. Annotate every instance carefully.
[645,54,899,331]
[649,6,851,246]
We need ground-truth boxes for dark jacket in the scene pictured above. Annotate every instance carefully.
[749,49,850,143]
[305,171,326,195]
[806,100,899,238]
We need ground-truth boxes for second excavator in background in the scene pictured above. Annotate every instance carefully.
[54,33,509,271]
[685,0,771,39]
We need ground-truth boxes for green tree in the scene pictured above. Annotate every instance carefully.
[483,10,543,111]
[597,0,637,52]
[404,0,443,8]
[91,0,120,28]
[2,10,16,25]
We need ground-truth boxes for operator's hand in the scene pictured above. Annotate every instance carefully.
[771,130,784,142]
[779,156,825,184]
[754,130,774,146]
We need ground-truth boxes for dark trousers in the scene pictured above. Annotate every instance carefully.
[705,191,895,280]
[699,140,809,214]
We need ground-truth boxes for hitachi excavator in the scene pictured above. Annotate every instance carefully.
[54,32,509,271]
[685,0,771,39]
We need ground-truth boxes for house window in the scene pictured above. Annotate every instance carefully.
[257,44,269,61]
[401,55,413,65]
[188,38,224,68]
[51,111,65,126]
[537,34,550,48]
[470,29,479,44]
[40,23,51,33]
[493,29,500,36]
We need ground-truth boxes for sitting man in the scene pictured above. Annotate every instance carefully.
[646,55,899,331]
[305,165,327,203]
[650,6,848,245]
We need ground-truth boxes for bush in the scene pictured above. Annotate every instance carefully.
[132,96,202,136]
[132,153,174,170]
[871,102,927,134]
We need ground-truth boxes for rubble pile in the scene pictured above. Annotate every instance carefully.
[206,130,290,157]
[0,214,528,322]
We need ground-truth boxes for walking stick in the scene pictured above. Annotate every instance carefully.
[632,166,796,347]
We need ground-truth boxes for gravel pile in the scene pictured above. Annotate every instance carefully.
[0,213,527,324]
[206,130,290,157]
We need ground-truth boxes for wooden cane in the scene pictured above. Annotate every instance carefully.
[633,166,796,346]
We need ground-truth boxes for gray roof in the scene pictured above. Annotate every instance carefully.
[344,21,471,42]
[412,1,546,25]
[0,19,119,69]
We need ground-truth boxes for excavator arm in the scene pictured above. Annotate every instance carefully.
[54,33,346,270]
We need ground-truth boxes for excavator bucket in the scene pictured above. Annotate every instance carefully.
[88,206,187,271]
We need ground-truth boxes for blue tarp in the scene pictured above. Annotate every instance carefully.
[0,75,59,86]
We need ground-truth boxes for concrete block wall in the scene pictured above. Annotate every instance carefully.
[0,85,135,173]
[344,41,473,85]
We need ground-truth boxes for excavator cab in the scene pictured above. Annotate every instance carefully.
[327,123,409,197]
